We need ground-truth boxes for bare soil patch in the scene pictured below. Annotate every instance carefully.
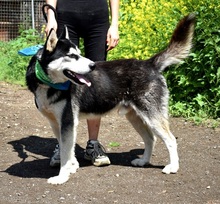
[0,81,219,204]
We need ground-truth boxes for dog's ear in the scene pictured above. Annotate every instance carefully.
[59,25,70,40]
[46,28,58,52]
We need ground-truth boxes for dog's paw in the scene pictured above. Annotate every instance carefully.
[47,175,69,185]
[131,158,148,167]
[162,164,179,174]
[69,163,79,174]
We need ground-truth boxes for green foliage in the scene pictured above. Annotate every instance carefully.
[0,29,43,85]
[166,1,220,120]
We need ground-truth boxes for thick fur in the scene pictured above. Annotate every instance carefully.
[26,14,195,184]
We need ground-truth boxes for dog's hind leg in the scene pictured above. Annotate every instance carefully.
[127,109,179,174]
[142,114,179,174]
[126,110,157,167]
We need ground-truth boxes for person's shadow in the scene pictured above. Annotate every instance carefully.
[4,135,163,179]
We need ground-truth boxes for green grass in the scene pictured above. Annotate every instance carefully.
[0,29,43,85]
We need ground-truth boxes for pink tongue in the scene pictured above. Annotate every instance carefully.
[75,73,91,87]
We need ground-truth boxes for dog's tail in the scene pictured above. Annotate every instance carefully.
[152,13,196,72]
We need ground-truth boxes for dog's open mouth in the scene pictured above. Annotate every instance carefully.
[63,70,91,87]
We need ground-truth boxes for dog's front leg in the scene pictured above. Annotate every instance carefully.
[47,106,79,185]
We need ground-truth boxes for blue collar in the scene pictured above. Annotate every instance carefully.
[35,61,71,91]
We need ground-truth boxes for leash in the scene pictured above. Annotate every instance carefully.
[19,4,70,90]
[42,4,57,23]
[37,4,71,90]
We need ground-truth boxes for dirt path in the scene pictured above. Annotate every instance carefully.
[0,81,219,204]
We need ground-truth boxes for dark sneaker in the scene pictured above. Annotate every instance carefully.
[50,144,60,167]
[84,140,111,166]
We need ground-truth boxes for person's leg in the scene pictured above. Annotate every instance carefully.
[83,8,110,166]
[56,12,80,46]
[87,118,101,140]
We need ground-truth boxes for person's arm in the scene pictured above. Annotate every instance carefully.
[107,0,120,51]
[45,0,58,36]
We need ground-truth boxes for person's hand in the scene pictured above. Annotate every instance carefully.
[45,11,58,36]
[106,25,119,51]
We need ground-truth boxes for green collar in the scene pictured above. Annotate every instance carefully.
[35,61,71,90]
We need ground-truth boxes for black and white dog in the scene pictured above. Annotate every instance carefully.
[26,14,195,184]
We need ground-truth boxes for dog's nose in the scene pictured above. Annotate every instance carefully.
[89,62,96,71]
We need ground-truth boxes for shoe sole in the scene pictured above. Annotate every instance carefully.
[84,155,111,167]
[93,158,111,167]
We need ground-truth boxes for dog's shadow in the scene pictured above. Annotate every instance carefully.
[4,136,163,179]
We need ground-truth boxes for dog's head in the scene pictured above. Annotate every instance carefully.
[38,26,95,87]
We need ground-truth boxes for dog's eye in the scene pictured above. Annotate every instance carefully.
[67,53,79,60]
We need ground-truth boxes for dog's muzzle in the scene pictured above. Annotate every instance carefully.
[63,69,92,87]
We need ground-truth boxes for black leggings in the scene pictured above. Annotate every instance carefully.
[56,0,109,61]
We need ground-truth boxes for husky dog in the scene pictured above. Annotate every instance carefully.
[26,14,195,184]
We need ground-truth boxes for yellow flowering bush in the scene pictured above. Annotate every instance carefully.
[108,0,216,60]
[108,0,190,60]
